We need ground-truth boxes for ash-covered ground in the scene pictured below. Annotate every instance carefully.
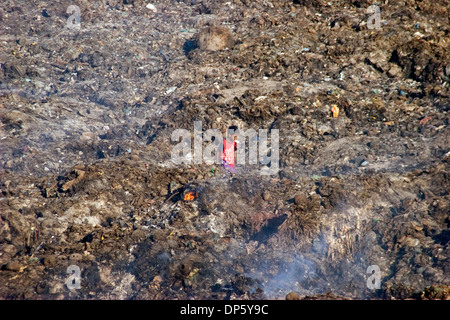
[0,0,449,300]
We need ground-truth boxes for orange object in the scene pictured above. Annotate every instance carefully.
[331,105,339,118]
[184,191,198,201]
[419,116,432,125]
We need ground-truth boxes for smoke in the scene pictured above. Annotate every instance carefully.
[242,204,383,299]
[255,254,320,298]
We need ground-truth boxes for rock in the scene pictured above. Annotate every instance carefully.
[317,124,332,135]
[43,255,56,268]
[309,194,322,211]
[235,264,244,274]
[179,260,193,277]
[262,190,271,201]
[367,51,389,72]
[80,131,95,141]
[172,279,183,290]
[195,26,235,52]
[61,169,85,192]
[0,253,12,265]
[291,105,303,115]
[1,244,17,256]
[294,193,307,207]
[388,64,403,78]
[36,282,49,294]
[5,160,14,169]
[4,261,21,272]
[182,278,192,288]
[131,229,147,242]
[69,253,83,262]
[167,239,178,249]
[286,291,300,300]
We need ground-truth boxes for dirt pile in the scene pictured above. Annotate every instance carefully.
[0,0,449,300]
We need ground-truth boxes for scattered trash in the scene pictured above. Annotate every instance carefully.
[0,0,448,301]
[255,95,268,101]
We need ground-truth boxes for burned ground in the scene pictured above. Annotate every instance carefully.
[0,0,449,299]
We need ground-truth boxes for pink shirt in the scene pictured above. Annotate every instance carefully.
[221,139,236,167]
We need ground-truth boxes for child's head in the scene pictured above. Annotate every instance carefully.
[226,125,238,140]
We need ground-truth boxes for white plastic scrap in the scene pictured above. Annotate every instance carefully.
[165,86,177,95]
[146,3,157,13]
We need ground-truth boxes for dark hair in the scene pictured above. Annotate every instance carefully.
[226,126,237,137]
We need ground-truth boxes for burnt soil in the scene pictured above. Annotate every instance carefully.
[0,0,449,300]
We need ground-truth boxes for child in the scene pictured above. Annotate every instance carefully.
[218,126,238,174]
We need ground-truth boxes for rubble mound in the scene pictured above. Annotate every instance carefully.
[0,0,449,300]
